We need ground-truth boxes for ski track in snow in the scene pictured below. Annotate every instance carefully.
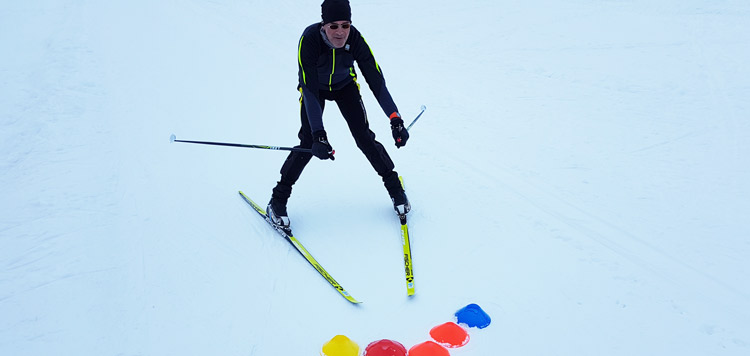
[2,0,750,355]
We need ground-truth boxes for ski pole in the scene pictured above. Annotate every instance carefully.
[406,105,426,132]
[170,134,312,153]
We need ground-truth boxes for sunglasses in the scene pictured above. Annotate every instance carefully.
[326,23,351,30]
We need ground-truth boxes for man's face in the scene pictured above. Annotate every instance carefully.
[323,21,351,48]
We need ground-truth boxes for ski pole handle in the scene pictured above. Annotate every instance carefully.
[170,134,312,153]
[406,105,426,132]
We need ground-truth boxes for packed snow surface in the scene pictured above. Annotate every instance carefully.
[2,0,749,355]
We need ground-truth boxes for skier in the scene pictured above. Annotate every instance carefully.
[267,0,410,230]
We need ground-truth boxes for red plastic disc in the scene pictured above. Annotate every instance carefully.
[363,339,407,356]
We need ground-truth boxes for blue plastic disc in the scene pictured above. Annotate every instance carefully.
[455,303,491,329]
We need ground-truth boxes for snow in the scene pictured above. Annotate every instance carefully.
[2,0,749,355]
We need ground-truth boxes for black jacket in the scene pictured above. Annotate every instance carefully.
[297,23,399,133]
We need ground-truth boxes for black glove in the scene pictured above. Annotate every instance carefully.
[311,130,335,160]
[390,113,409,148]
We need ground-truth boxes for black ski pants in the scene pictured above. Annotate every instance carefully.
[276,82,397,195]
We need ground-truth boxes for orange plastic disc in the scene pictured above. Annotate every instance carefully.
[407,341,450,356]
[429,322,470,348]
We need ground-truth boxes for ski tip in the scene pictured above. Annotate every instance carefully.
[420,104,426,111]
[339,288,362,304]
[169,134,176,143]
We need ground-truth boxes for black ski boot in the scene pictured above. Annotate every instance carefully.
[266,198,290,231]
[384,173,411,216]
[390,189,411,216]
[267,182,292,231]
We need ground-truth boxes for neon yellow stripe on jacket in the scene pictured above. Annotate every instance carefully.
[328,48,336,91]
[298,36,306,85]
[361,36,382,74]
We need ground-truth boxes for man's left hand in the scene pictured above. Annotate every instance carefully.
[390,113,409,148]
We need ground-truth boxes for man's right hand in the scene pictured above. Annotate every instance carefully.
[312,130,335,160]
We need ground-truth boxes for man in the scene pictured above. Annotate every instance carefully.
[267,0,410,231]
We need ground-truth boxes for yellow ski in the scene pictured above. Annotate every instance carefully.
[239,191,361,304]
[401,215,415,296]
[398,176,415,296]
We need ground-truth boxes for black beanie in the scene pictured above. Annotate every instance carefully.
[321,0,351,24]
